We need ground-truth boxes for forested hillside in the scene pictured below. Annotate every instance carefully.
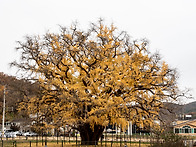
[183,101,196,113]
[162,101,196,119]
[0,72,38,122]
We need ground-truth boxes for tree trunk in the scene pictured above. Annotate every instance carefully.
[79,123,105,145]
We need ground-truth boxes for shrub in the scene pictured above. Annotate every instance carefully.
[152,132,185,147]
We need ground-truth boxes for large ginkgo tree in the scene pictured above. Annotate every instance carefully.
[13,20,181,145]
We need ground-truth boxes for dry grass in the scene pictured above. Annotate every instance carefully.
[1,141,150,147]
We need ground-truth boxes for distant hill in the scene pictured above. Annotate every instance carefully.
[0,72,39,122]
[183,101,196,113]
[166,101,196,119]
[163,101,196,114]
[160,101,196,122]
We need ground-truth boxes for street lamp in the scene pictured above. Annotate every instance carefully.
[1,86,6,137]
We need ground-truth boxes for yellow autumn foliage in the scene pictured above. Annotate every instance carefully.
[14,20,179,138]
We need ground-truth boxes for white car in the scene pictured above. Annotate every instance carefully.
[5,132,17,138]
[15,131,23,136]
[23,132,38,137]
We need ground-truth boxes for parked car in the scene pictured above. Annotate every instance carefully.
[5,132,17,138]
[23,132,38,137]
[106,128,116,134]
[15,131,23,136]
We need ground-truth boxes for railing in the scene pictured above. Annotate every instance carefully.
[0,134,196,147]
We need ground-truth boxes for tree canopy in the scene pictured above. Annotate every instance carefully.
[12,20,180,144]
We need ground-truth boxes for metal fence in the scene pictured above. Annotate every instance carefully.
[0,134,195,147]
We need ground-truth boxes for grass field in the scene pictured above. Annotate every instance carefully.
[1,133,195,146]
[1,143,150,147]
[1,140,151,147]
[0,135,153,146]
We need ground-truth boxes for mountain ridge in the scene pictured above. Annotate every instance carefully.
[183,101,196,113]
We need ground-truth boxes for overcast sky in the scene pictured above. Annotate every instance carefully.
[0,0,196,103]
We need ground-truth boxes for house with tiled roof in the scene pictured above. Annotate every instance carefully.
[173,119,196,135]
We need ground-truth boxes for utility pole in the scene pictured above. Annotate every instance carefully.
[2,86,6,137]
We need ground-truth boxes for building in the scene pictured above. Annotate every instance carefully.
[173,119,196,135]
